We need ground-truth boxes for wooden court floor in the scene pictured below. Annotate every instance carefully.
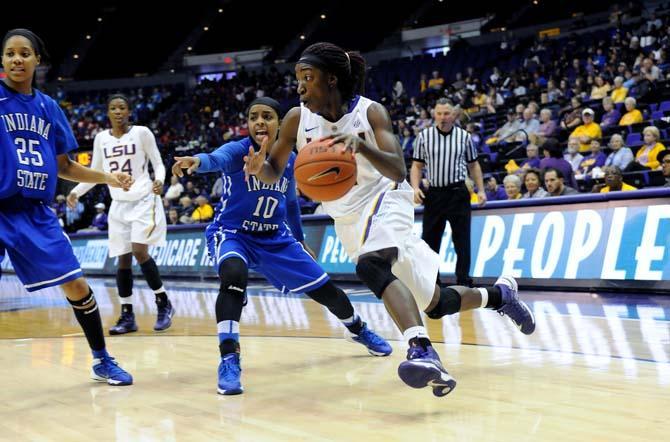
[0,275,668,441]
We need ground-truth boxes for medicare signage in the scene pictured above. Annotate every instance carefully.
[2,195,668,290]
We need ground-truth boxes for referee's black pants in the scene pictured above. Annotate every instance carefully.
[421,183,473,286]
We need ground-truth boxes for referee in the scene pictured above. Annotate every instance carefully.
[410,99,486,286]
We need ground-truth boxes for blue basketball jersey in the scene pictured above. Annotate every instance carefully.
[0,81,78,202]
[195,137,303,240]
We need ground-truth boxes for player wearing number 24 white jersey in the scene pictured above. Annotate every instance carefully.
[69,94,173,335]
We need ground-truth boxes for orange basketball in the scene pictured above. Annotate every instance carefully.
[294,138,357,202]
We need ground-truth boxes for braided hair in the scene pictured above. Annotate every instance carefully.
[298,42,366,101]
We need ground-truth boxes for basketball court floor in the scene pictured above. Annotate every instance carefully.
[1,274,668,441]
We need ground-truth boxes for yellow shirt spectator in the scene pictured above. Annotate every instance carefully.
[635,142,666,169]
[600,183,637,192]
[428,77,444,90]
[610,86,628,103]
[619,109,643,126]
[192,203,214,223]
[571,122,602,152]
[590,84,611,100]
[470,192,479,204]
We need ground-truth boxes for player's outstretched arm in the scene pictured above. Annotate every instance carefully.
[57,154,133,190]
[244,107,300,184]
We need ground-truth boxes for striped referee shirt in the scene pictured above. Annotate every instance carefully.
[413,125,478,187]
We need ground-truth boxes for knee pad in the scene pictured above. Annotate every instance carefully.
[218,257,248,296]
[355,256,397,299]
[426,287,461,319]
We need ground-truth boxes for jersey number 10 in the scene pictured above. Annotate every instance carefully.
[253,196,279,219]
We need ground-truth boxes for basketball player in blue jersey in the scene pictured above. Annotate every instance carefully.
[0,29,133,385]
[172,97,391,395]
[245,42,536,397]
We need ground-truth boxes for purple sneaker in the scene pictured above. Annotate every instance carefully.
[397,344,456,397]
[495,276,536,335]
[154,300,174,332]
[109,311,138,335]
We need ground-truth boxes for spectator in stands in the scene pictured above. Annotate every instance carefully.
[165,175,184,202]
[610,76,628,103]
[564,137,585,172]
[577,139,607,178]
[399,127,415,156]
[167,208,182,225]
[535,108,558,143]
[522,169,549,198]
[546,79,563,102]
[65,195,85,232]
[600,97,621,128]
[590,75,611,99]
[519,143,542,171]
[503,175,522,200]
[631,126,666,170]
[560,96,583,131]
[428,70,444,91]
[515,103,525,119]
[541,138,576,188]
[90,203,109,231]
[516,107,540,141]
[178,196,194,224]
[484,176,507,201]
[419,73,428,93]
[596,166,637,192]
[622,68,636,89]
[604,134,634,170]
[640,57,661,82]
[658,150,670,187]
[512,79,527,97]
[619,97,644,126]
[184,180,200,199]
[486,86,504,111]
[53,194,67,226]
[571,108,602,152]
[416,109,433,131]
[472,89,487,113]
[191,195,214,223]
[487,110,519,144]
[392,77,404,99]
[544,168,578,196]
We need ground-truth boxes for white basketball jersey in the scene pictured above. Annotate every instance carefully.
[296,96,393,218]
[72,125,166,201]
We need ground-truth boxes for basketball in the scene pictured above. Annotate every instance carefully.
[294,138,357,202]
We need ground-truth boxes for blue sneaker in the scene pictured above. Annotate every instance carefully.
[91,355,133,386]
[218,353,243,395]
[345,322,393,356]
[154,300,174,332]
[398,345,456,397]
[109,311,138,335]
[495,276,536,335]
